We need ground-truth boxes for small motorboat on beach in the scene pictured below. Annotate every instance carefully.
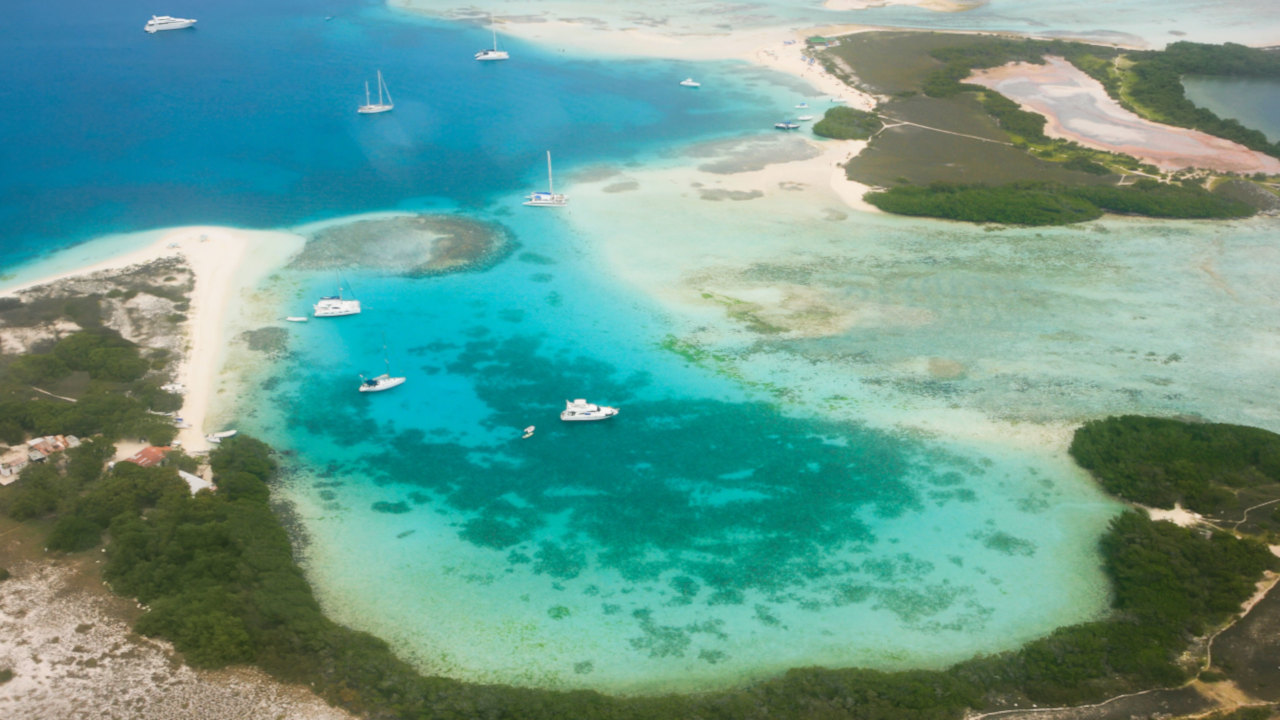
[560,399,619,422]
[205,429,237,444]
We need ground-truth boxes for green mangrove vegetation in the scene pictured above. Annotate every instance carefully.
[812,106,884,140]
[864,179,1253,226]
[1070,415,1280,519]
[0,327,180,446]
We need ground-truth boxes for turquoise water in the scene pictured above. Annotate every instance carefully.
[1183,76,1280,143]
[239,208,1120,691]
[9,0,1280,696]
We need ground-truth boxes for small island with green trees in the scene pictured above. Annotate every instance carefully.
[3,268,1280,719]
[810,33,1280,225]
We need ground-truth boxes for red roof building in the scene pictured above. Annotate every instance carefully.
[122,446,172,468]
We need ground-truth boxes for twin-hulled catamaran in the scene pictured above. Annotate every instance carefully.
[524,151,567,207]
[475,22,509,61]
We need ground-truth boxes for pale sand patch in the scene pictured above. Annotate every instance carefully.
[2,227,305,454]
[0,560,354,720]
[823,0,980,11]
[1144,503,1203,527]
[968,56,1280,174]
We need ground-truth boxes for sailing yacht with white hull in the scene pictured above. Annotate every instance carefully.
[357,70,393,114]
[359,345,406,393]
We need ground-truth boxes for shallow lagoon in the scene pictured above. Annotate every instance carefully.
[5,0,1280,697]
[238,206,1121,692]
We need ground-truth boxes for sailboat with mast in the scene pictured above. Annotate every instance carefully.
[524,151,567,207]
[475,20,509,61]
[359,344,406,393]
[357,70,393,114]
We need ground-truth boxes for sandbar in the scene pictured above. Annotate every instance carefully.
[1,227,304,453]
[968,56,1280,174]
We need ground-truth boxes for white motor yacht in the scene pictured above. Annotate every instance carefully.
[145,15,196,33]
[560,399,619,422]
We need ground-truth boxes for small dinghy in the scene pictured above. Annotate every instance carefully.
[522,425,536,439]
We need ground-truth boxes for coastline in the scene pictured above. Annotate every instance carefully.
[0,226,304,453]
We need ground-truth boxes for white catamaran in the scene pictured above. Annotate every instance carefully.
[357,70,393,114]
[313,279,361,317]
[475,23,509,61]
[524,151,567,207]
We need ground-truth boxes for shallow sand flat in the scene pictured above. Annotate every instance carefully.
[968,56,1280,173]
[565,121,1280,449]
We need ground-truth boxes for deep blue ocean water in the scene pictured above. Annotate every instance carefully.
[0,0,789,269]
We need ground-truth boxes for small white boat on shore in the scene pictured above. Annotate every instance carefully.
[205,429,237,444]
[145,15,196,33]
[679,78,701,88]
[286,316,309,323]
[560,399,618,422]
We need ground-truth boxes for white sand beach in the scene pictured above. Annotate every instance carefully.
[1,227,304,453]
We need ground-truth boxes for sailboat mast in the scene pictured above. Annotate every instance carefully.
[492,26,498,51]
[365,81,371,106]
[546,151,554,194]
[376,70,384,105]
